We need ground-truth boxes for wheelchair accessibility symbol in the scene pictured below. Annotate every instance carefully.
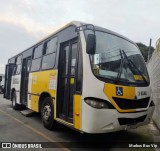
[116,87,123,96]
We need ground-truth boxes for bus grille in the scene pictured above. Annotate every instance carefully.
[112,97,150,110]
[118,115,147,125]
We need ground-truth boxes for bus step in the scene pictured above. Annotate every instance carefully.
[20,109,35,117]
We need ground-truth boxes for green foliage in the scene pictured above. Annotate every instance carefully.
[136,42,154,62]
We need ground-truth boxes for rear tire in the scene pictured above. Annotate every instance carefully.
[12,91,19,110]
[41,97,56,130]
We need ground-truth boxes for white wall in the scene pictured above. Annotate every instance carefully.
[147,49,160,129]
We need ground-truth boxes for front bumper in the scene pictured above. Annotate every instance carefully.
[81,100,155,133]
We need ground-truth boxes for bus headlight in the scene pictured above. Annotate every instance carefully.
[85,99,109,109]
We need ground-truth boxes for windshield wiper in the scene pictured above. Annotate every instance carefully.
[116,49,124,83]
[121,50,148,85]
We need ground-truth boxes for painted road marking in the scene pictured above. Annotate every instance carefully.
[0,109,70,151]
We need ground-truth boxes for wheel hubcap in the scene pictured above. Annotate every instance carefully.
[42,104,51,121]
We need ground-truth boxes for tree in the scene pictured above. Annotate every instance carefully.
[136,42,154,62]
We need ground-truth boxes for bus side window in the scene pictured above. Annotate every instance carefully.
[31,58,41,72]
[33,44,43,59]
[14,55,22,75]
[76,40,83,93]
[15,65,21,74]
[16,55,22,64]
[45,37,57,54]
[27,59,31,72]
[41,37,57,70]
[42,53,56,70]
[70,43,77,75]
[12,66,16,75]
[31,44,43,72]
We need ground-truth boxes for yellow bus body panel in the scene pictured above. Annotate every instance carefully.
[104,83,136,112]
[74,95,82,130]
[31,70,57,112]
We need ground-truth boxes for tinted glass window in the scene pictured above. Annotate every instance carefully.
[16,55,22,64]
[34,44,43,59]
[27,59,31,72]
[45,37,57,54]
[85,30,149,84]
[76,42,83,93]
[31,58,41,71]
[16,64,21,74]
[9,58,16,64]
[62,45,69,75]
[42,53,56,70]
[70,43,77,75]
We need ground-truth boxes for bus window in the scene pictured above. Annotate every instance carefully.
[31,58,41,72]
[42,53,56,70]
[15,64,21,74]
[33,44,43,59]
[13,55,22,75]
[31,44,43,72]
[62,46,69,75]
[45,37,57,54]
[16,55,22,64]
[27,59,31,72]
[70,43,77,75]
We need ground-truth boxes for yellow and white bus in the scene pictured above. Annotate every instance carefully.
[4,21,154,133]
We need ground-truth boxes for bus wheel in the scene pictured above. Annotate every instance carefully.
[12,91,19,110]
[41,97,56,130]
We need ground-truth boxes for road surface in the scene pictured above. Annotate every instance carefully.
[0,94,159,151]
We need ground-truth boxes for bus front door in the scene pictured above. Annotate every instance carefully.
[4,63,15,99]
[20,57,31,105]
[58,38,78,123]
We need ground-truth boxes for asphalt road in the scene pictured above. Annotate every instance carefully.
[0,94,160,151]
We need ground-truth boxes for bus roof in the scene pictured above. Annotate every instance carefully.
[8,21,136,61]
[8,21,81,61]
[94,25,135,45]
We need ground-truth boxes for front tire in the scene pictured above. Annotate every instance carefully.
[41,97,56,130]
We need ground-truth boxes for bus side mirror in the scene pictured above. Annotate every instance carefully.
[0,76,2,82]
[86,34,96,54]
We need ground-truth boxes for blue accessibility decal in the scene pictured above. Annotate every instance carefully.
[116,87,123,96]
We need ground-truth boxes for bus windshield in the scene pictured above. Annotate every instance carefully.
[85,30,149,84]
